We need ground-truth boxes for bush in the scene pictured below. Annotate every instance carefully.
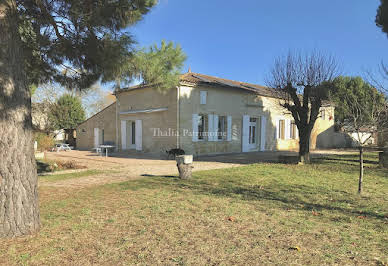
[55,160,85,170]
[36,159,86,174]
[35,132,55,151]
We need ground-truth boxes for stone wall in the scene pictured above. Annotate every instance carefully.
[76,102,117,150]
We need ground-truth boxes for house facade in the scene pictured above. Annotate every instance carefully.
[76,72,336,156]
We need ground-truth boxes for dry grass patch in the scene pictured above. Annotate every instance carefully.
[0,152,387,265]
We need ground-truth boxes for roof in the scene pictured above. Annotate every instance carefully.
[116,72,277,97]
[116,72,333,105]
[179,72,277,97]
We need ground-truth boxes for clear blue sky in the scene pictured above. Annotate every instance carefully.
[128,0,387,86]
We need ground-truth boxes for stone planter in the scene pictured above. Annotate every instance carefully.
[35,152,45,160]
[176,155,193,179]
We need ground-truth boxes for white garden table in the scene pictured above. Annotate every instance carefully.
[99,145,115,157]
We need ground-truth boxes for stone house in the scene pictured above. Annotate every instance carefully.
[76,72,336,156]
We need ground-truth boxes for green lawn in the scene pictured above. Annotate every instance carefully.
[39,170,103,182]
[1,153,387,265]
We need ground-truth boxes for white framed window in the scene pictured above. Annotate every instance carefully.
[200,91,207,105]
[278,119,285,140]
[217,116,227,140]
[198,114,208,140]
[290,121,297,139]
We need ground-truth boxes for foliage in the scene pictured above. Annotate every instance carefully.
[34,132,55,152]
[49,94,86,130]
[329,76,388,136]
[115,40,187,92]
[328,76,387,193]
[12,0,157,90]
[376,0,388,38]
[267,51,339,162]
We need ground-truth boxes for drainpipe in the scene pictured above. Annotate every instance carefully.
[176,85,180,148]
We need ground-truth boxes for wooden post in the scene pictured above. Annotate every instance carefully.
[358,146,364,194]
[379,148,388,169]
[176,155,193,179]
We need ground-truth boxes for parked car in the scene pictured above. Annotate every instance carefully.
[51,143,73,152]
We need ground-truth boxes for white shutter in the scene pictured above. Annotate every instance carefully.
[242,115,249,152]
[275,118,280,139]
[260,116,266,151]
[120,122,126,150]
[208,114,214,141]
[213,115,219,141]
[135,120,142,151]
[227,116,232,141]
[285,119,291,139]
[200,91,207,104]
[192,114,198,142]
[94,128,100,148]
[295,124,299,139]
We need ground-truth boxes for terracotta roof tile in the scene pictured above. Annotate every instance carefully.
[180,72,276,97]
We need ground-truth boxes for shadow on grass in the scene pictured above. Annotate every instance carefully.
[118,174,386,221]
[37,160,52,174]
[314,157,379,165]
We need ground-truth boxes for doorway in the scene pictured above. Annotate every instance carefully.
[248,117,257,150]
[126,121,136,149]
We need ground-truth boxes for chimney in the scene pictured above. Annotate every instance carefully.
[188,66,191,73]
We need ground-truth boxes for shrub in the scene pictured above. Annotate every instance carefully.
[35,132,55,151]
[55,160,85,170]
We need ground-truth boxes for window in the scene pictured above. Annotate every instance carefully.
[217,116,227,140]
[81,128,86,133]
[200,91,207,105]
[198,114,208,140]
[320,110,326,120]
[278,119,285,139]
[131,122,136,145]
[250,117,257,123]
[290,121,297,139]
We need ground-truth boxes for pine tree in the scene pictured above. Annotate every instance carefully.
[0,0,156,237]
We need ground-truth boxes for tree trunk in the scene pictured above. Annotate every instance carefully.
[299,130,311,164]
[176,162,193,179]
[0,2,40,237]
[358,146,364,194]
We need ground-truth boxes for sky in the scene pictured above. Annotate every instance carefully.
[124,0,388,87]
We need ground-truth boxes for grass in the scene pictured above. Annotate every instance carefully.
[39,170,103,182]
[0,152,387,265]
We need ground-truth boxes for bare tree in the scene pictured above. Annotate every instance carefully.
[267,51,339,163]
[333,83,387,194]
[80,84,116,118]
[364,62,388,95]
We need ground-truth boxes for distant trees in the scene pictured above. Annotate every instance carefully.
[376,0,388,38]
[329,76,388,193]
[267,51,339,163]
[49,94,86,131]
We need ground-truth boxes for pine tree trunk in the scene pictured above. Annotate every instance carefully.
[358,146,364,194]
[299,130,311,164]
[0,2,40,237]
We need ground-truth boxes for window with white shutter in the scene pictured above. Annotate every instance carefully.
[200,91,207,105]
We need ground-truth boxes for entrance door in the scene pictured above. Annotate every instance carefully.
[248,118,257,149]
[125,121,136,149]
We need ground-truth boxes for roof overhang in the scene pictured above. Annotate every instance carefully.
[120,107,168,115]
